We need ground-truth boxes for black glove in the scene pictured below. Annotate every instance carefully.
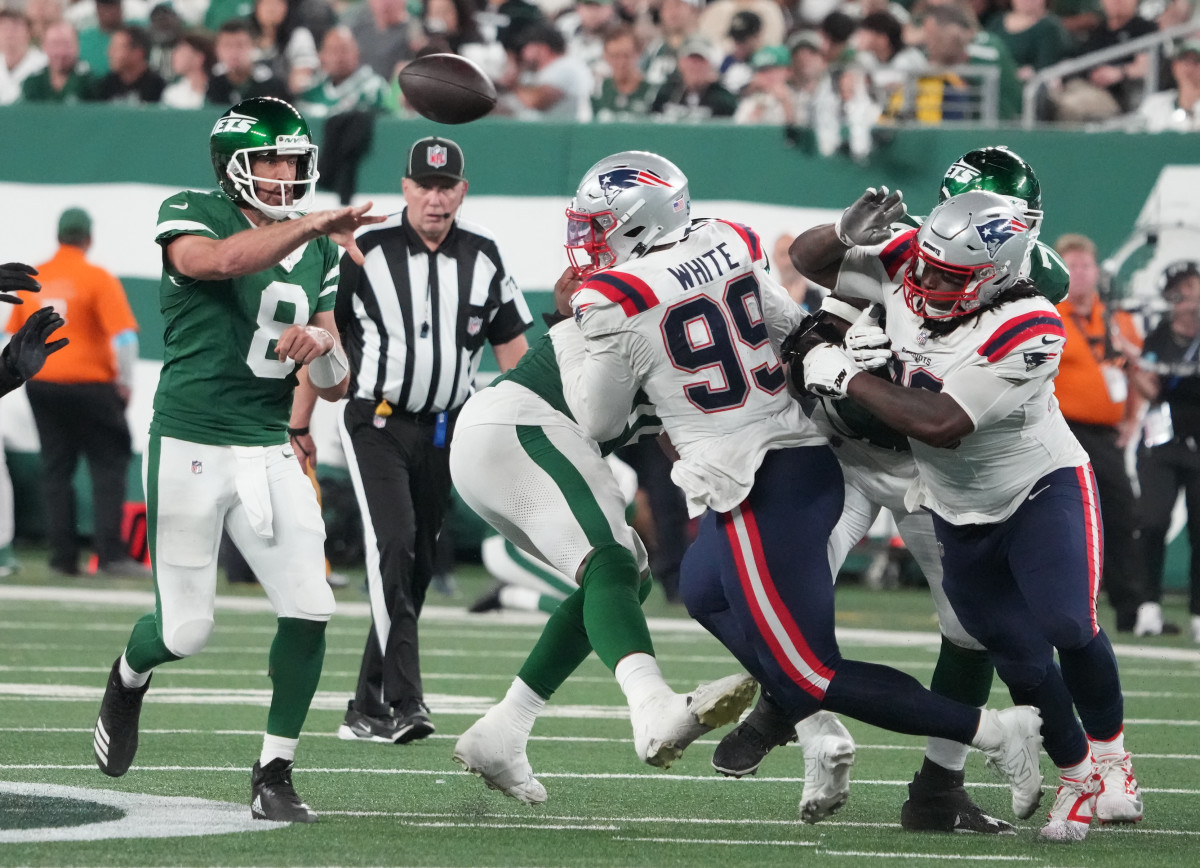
[834,187,907,247]
[0,262,40,305]
[780,310,849,396]
[4,306,68,381]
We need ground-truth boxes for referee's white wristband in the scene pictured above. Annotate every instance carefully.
[819,296,863,325]
[308,342,349,389]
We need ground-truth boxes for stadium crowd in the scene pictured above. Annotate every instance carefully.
[1,0,1199,132]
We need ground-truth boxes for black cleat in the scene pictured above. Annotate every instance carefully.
[393,700,435,744]
[468,583,504,614]
[94,657,151,777]
[712,691,797,778]
[251,758,318,823]
[901,764,1016,835]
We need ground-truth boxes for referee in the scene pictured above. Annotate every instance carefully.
[333,136,532,744]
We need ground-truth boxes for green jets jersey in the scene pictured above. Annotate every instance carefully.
[151,190,340,446]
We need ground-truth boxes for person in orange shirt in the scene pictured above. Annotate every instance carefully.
[1054,232,1166,634]
[6,208,147,578]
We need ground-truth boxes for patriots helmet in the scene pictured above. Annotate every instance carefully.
[903,190,1034,320]
[565,151,691,278]
[939,146,1042,232]
[210,97,319,221]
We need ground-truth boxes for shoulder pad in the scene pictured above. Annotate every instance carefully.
[710,219,765,263]
[878,228,918,279]
[577,270,661,318]
[977,306,1065,362]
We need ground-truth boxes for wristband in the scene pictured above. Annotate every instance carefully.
[287,426,310,438]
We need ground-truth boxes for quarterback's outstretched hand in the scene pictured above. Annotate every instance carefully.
[802,343,861,399]
[0,262,40,304]
[835,187,906,247]
[316,202,386,266]
[4,305,68,381]
[843,304,890,370]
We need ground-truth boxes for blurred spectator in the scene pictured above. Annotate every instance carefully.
[787,28,829,113]
[734,43,798,122]
[251,0,320,93]
[1129,260,1200,643]
[205,0,253,32]
[556,0,616,79]
[94,24,165,102]
[1135,35,1200,129]
[814,61,881,158]
[75,0,136,77]
[650,33,737,118]
[771,232,822,308]
[0,10,47,105]
[295,24,391,115]
[479,0,545,53]
[591,25,658,119]
[207,17,290,103]
[819,10,859,68]
[161,28,215,107]
[499,20,593,119]
[1061,0,1158,117]
[988,0,1072,80]
[719,9,763,94]
[26,0,66,47]
[21,20,96,102]
[642,0,701,86]
[698,0,786,49]
[346,0,414,81]
[1050,0,1102,42]
[854,11,926,100]
[146,2,184,80]
[420,0,484,55]
[1053,233,1152,634]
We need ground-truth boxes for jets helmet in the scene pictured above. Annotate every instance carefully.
[903,190,1034,320]
[210,97,319,221]
[939,146,1042,231]
[565,151,691,278]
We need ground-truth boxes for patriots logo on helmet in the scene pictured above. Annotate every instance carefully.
[597,168,673,205]
[974,216,1028,257]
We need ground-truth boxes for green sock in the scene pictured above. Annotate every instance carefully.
[517,588,593,700]
[266,617,327,739]
[123,612,181,673]
[581,544,654,671]
[929,635,994,707]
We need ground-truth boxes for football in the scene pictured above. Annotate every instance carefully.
[398,54,497,125]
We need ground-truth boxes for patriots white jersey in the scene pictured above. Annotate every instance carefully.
[564,218,823,516]
[837,230,1089,524]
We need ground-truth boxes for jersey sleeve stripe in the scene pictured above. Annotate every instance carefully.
[585,271,660,316]
[324,266,339,284]
[156,219,216,236]
[319,285,336,297]
[878,228,918,279]
[978,312,1067,362]
[715,219,763,261]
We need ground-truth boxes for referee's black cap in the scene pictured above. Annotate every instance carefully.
[406,137,466,183]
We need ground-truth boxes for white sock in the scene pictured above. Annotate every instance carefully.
[970,708,1003,750]
[925,736,970,772]
[260,734,298,767]
[1059,751,1093,782]
[119,654,150,689]
[498,585,542,613]
[499,678,545,736]
[1089,728,1125,760]
[614,652,671,710]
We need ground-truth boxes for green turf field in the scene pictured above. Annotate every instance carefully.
[0,551,1196,868]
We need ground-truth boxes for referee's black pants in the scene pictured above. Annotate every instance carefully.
[1139,437,1200,617]
[341,399,457,717]
[1067,420,1150,631]
[26,380,132,573]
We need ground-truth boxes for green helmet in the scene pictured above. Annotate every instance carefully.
[939,146,1042,229]
[210,97,319,221]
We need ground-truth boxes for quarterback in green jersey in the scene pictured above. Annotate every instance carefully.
[92,96,384,823]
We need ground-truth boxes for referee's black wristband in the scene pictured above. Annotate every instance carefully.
[287,426,310,438]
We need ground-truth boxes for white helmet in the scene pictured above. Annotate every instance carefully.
[903,190,1034,320]
[565,151,691,278]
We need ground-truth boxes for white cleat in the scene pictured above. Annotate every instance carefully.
[976,706,1045,820]
[1093,752,1143,824]
[798,713,856,824]
[452,707,547,805]
[1038,772,1100,843]
[632,673,757,769]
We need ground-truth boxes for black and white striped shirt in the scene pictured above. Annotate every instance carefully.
[335,210,533,415]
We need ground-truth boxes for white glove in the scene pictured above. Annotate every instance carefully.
[803,343,861,399]
[844,303,890,370]
[834,187,907,246]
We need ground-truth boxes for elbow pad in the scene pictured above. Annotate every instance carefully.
[308,342,348,389]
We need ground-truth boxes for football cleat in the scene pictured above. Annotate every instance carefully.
[975,706,1044,820]
[452,706,547,805]
[468,583,505,614]
[251,758,318,823]
[337,703,405,743]
[712,691,797,778]
[798,713,856,824]
[394,701,435,744]
[900,765,1016,834]
[1037,771,1100,842]
[632,673,757,769]
[1093,752,1143,824]
[94,657,151,777]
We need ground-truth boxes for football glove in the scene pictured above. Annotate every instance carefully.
[803,343,861,399]
[834,187,907,247]
[781,310,849,397]
[844,304,890,370]
[0,262,40,305]
[4,305,68,381]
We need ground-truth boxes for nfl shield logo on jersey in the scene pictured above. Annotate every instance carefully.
[191,460,203,475]
[427,145,448,169]
[467,316,483,336]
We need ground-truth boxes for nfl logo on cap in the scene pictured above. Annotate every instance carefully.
[428,145,448,169]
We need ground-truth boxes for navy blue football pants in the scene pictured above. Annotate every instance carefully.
[681,445,982,743]
[935,463,1126,768]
